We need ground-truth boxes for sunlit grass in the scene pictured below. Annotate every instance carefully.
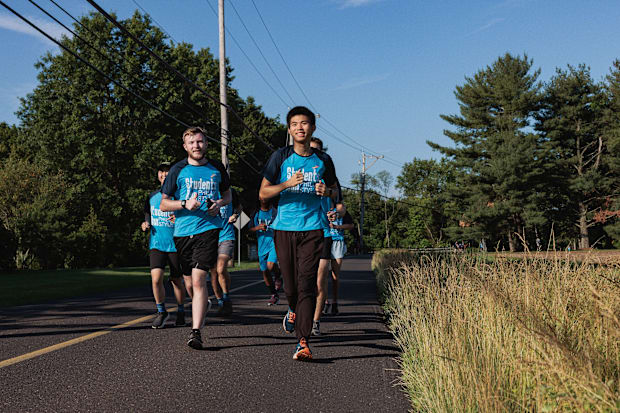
[373,250,620,412]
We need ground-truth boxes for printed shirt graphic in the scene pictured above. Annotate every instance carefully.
[263,146,337,232]
[253,207,276,255]
[144,190,176,252]
[218,203,235,242]
[161,158,230,237]
[330,211,354,241]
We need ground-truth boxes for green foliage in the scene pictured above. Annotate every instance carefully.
[3,11,284,269]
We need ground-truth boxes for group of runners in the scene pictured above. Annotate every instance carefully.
[140,106,353,361]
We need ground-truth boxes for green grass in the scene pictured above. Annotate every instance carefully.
[0,261,259,308]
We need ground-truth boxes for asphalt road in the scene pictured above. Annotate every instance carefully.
[0,257,409,412]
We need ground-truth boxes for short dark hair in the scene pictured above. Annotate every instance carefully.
[286,106,315,126]
[158,162,171,172]
[310,137,324,151]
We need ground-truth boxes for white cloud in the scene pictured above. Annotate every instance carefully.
[467,17,505,36]
[0,13,71,45]
[332,73,390,91]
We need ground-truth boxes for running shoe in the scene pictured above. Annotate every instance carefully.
[222,299,233,316]
[293,338,312,361]
[322,301,331,316]
[152,311,169,329]
[187,329,203,350]
[282,308,295,333]
[274,276,283,292]
[331,302,339,316]
[311,320,321,336]
[267,293,279,306]
[175,311,186,327]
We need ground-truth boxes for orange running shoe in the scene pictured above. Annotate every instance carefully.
[293,337,312,361]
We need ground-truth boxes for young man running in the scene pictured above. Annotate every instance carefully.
[309,137,334,336]
[249,197,281,305]
[210,189,242,316]
[161,126,231,350]
[324,209,354,316]
[141,162,189,328]
[260,106,339,361]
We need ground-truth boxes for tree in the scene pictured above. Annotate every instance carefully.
[428,53,546,251]
[9,11,284,268]
[397,158,455,247]
[536,64,612,249]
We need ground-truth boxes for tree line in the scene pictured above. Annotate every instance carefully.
[0,13,618,270]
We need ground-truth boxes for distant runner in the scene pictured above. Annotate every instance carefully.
[324,210,354,316]
[141,162,189,329]
[160,126,231,350]
[211,189,242,316]
[249,197,282,306]
[260,106,339,361]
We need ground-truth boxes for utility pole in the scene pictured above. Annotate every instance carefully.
[218,0,229,170]
[359,150,382,253]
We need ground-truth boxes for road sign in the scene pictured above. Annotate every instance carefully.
[233,211,250,230]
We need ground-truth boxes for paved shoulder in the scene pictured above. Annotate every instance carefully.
[0,259,409,412]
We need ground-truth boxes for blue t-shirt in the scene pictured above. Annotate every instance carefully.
[263,146,337,232]
[218,189,241,242]
[253,207,277,255]
[329,211,354,241]
[144,190,176,252]
[161,158,230,237]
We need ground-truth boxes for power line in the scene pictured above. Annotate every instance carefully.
[3,0,261,175]
[226,0,296,106]
[46,0,262,165]
[250,0,314,111]
[130,0,177,43]
[202,0,292,109]
[341,185,441,211]
[86,0,276,153]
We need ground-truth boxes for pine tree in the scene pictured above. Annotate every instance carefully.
[428,53,545,251]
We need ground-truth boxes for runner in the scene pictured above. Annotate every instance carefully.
[325,209,354,316]
[248,196,282,306]
[309,137,334,336]
[211,189,242,316]
[160,126,232,350]
[259,106,339,361]
[141,162,189,328]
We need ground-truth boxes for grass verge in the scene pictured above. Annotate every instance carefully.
[0,261,259,308]
[373,249,620,412]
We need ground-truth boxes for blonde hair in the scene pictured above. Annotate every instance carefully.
[182,126,206,142]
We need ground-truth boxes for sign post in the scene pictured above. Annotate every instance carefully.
[233,211,250,266]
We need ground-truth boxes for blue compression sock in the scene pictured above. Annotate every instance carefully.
[156,302,165,313]
[223,293,230,301]
[217,299,224,307]
[177,304,184,313]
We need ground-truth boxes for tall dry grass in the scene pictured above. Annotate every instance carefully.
[373,250,620,412]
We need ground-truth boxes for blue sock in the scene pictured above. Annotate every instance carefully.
[217,299,224,307]
[177,304,184,313]
[156,302,165,313]
[223,293,229,301]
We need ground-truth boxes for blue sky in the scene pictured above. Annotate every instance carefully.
[1,0,620,191]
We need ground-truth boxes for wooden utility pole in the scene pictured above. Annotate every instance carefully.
[218,0,229,170]
[359,151,382,253]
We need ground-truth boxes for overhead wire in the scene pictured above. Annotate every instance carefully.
[130,0,177,43]
[3,0,261,175]
[225,0,296,107]
[250,0,406,169]
[86,0,276,153]
[39,0,265,168]
[201,0,292,110]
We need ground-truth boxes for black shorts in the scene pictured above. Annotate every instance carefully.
[321,236,333,260]
[174,228,220,275]
[149,249,181,278]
